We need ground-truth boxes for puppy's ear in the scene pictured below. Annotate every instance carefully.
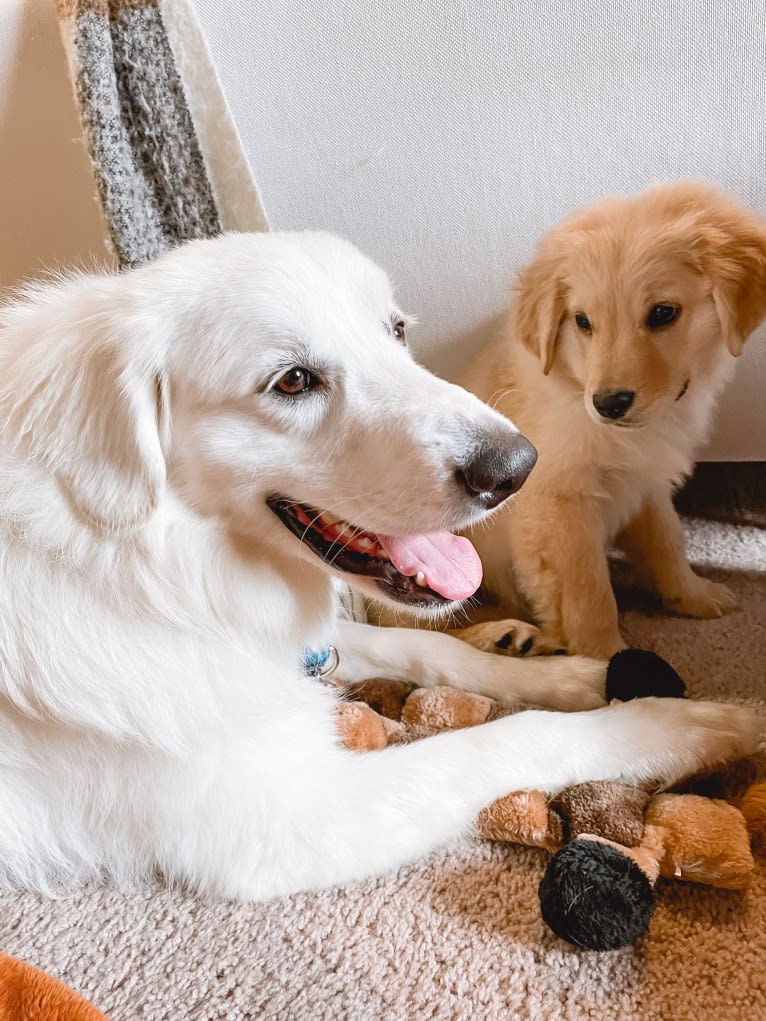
[705,226,766,357]
[511,252,566,375]
[679,184,766,356]
[2,285,169,532]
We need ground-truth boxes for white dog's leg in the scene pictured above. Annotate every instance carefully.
[336,621,607,711]
[229,695,759,898]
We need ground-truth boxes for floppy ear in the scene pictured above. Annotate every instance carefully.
[681,186,766,357]
[705,228,766,357]
[61,356,169,531]
[3,294,169,532]
[511,251,567,375]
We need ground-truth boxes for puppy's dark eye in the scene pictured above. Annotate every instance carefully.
[393,319,407,343]
[273,367,318,396]
[647,303,681,329]
[574,312,592,333]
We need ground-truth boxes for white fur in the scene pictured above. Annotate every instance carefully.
[0,232,757,897]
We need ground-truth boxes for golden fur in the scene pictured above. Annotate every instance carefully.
[460,181,766,658]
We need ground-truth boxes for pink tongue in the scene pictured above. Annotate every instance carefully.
[377,531,483,601]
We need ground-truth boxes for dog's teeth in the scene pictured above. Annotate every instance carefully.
[415,571,426,587]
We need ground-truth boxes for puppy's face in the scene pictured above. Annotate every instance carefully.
[3,232,536,616]
[514,182,766,428]
[555,243,722,427]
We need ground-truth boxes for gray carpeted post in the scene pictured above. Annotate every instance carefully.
[57,0,222,269]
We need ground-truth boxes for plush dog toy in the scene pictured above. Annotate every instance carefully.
[334,651,765,951]
[493,779,760,951]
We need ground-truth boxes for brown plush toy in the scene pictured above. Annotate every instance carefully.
[334,679,765,951]
[493,780,757,950]
[0,953,110,1021]
[333,679,504,749]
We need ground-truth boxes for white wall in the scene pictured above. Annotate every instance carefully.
[2,0,763,458]
[194,0,766,460]
[0,0,113,292]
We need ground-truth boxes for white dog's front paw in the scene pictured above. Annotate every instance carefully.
[541,656,608,711]
[665,577,739,619]
[610,698,761,788]
[494,655,608,712]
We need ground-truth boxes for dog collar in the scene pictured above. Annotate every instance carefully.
[301,645,340,683]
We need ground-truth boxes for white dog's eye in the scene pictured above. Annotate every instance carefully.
[272,367,318,396]
[393,319,407,343]
[574,312,592,334]
[647,303,681,329]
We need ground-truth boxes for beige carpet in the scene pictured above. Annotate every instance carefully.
[0,515,764,1021]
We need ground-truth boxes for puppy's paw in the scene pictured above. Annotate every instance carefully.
[453,619,559,657]
[665,578,739,619]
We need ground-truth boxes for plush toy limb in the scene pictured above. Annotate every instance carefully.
[335,683,497,750]
[401,687,494,734]
[342,679,415,721]
[0,953,110,1021]
[741,782,766,854]
[646,793,755,889]
[333,702,401,751]
[475,790,564,852]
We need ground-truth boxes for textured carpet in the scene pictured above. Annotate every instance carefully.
[0,515,763,1021]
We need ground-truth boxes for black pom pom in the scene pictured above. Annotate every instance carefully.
[538,840,655,951]
[605,649,686,702]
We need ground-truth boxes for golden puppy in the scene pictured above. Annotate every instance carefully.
[461,181,766,659]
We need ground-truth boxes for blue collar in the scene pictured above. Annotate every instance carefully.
[301,645,339,681]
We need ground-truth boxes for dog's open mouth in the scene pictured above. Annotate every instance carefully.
[267,496,482,607]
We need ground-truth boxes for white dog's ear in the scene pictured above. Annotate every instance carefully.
[4,298,169,532]
[511,253,566,375]
[69,362,168,532]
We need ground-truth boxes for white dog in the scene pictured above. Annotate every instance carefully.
[0,232,756,898]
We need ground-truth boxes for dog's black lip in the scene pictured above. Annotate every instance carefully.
[596,414,643,430]
[266,495,452,608]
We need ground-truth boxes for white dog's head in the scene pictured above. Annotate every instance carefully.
[0,232,535,615]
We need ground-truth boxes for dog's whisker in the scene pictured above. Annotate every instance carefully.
[486,386,520,411]
[326,527,365,568]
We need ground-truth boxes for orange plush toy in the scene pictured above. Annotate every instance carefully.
[0,954,110,1021]
[334,678,765,950]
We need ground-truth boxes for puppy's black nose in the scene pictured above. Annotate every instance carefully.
[593,389,635,420]
[457,435,538,509]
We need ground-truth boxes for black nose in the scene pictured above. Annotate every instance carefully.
[592,389,635,420]
[457,435,538,509]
